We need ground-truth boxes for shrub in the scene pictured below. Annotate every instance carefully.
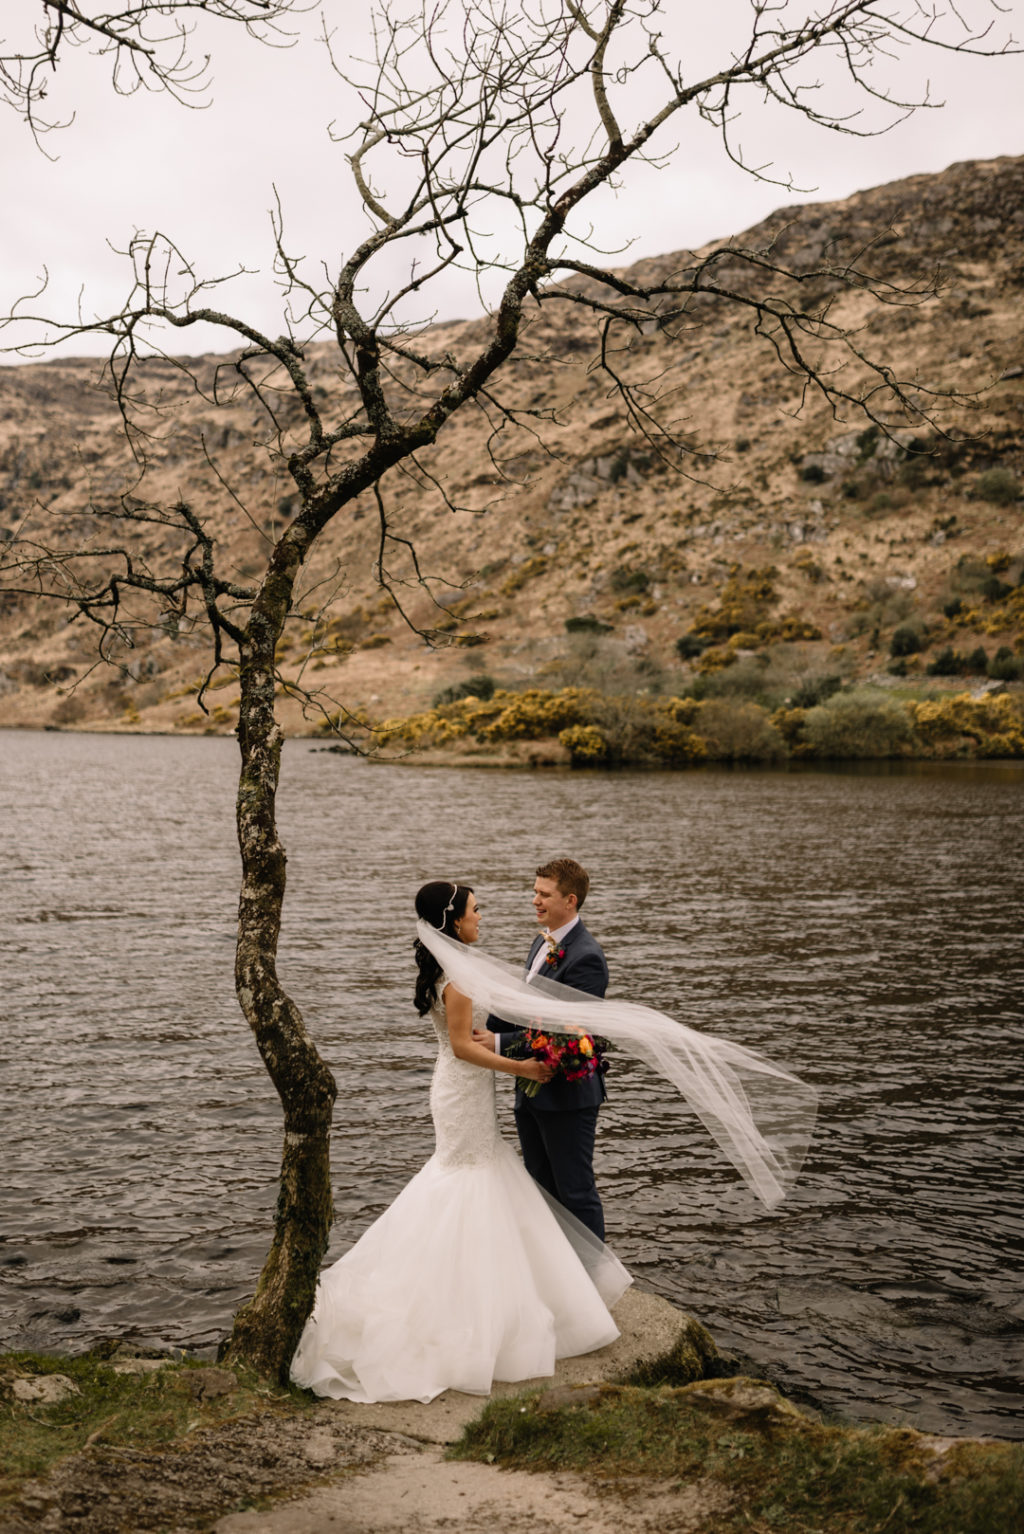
[558,724,610,764]
[675,633,707,660]
[794,555,826,582]
[609,566,649,594]
[694,646,738,675]
[689,565,778,642]
[966,647,990,675]
[790,674,843,709]
[856,424,880,459]
[501,555,548,594]
[989,646,1023,682]
[565,615,613,634]
[648,715,707,764]
[770,616,823,643]
[801,692,916,758]
[949,555,995,599]
[890,623,923,658]
[479,687,598,741]
[982,575,1012,603]
[911,693,1024,756]
[692,699,786,762]
[607,448,635,483]
[432,674,496,707]
[976,467,1020,506]
[926,646,961,677]
[771,706,807,750]
[898,454,930,489]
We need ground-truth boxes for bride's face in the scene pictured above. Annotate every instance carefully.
[454,894,481,945]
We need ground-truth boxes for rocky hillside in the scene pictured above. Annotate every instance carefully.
[1,155,1021,746]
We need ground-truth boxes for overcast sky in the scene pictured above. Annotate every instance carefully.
[2,0,1021,360]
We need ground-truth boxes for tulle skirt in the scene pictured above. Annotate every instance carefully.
[289,1139,631,1403]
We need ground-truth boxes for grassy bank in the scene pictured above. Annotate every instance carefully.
[0,1349,311,1504]
[453,1380,1024,1534]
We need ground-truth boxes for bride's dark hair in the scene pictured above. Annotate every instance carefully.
[413,881,473,1015]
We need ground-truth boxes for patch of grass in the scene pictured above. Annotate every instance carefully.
[0,1350,311,1499]
[452,1382,1024,1534]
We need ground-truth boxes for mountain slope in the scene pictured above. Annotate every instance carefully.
[1,155,1021,742]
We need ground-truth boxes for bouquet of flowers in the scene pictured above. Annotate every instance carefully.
[507,1026,609,1098]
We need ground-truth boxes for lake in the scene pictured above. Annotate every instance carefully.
[2,728,1022,1438]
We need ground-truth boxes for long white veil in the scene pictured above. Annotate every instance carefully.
[416,921,817,1211]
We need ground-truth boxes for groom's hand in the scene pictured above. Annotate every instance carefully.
[472,1028,496,1052]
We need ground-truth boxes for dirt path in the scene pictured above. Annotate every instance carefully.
[214,1288,704,1534]
[214,1444,730,1534]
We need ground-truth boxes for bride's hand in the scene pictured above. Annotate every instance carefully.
[521,1059,555,1084]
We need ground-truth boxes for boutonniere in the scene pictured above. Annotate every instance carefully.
[543,931,566,967]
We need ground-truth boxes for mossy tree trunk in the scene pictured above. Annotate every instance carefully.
[221,529,337,1380]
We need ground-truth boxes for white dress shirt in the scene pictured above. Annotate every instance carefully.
[527,915,580,980]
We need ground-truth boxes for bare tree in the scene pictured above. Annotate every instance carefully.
[1,0,1017,1378]
[2,0,302,144]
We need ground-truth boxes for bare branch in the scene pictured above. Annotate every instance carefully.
[2,1,308,149]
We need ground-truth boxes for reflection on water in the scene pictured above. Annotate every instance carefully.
[2,730,1023,1438]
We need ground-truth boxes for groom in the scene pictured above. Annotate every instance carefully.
[476,857,609,1240]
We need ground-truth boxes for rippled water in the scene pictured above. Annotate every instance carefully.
[2,729,1023,1438]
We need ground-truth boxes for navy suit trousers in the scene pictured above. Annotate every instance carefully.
[514,1098,604,1241]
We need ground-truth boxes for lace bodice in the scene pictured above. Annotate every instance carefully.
[428,973,502,1168]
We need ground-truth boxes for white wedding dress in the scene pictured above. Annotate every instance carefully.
[289,977,632,1403]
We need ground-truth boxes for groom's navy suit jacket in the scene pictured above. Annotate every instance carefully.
[489,919,609,1113]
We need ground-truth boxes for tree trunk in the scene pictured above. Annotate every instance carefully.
[221,556,337,1380]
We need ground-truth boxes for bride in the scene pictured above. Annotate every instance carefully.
[290,878,817,1404]
[288,881,632,1403]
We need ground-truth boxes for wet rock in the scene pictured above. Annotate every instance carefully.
[680,1377,808,1431]
[9,1480,58,1514]
[183,1368,238,1401]
[616,1314,728,1389]
[10,1373,80,1404]
[534,1383,608,1412]
[111,1357,173,1376]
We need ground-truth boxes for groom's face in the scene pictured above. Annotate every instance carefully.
[532,876,576,931]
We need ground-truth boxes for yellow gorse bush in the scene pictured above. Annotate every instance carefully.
[362,685,1024,764]
[909,692,1024,755]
